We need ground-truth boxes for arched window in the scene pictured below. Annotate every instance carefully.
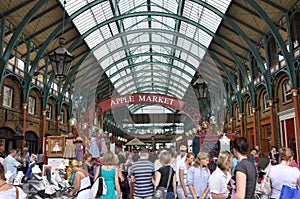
[0,127,16,151]
[25,131,38,154]
[282,80,292,102]
[263,91,270,110]
[247,99,253,116]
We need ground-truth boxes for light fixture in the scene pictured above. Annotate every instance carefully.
[48,0,74,79]
[192,81,208,100]
[82,123,88,129]
[69,117,77,127]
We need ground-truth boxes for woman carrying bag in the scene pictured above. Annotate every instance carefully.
[153,151,176,199]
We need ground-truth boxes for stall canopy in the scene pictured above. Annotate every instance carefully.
[125,138,146,146]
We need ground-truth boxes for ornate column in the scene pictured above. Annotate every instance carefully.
[22,102,28,148]
[252,107,257,146]
[42,110,47,164]
[239,112,244,136]
[57,115,61,133]
[268,99,276,145]
[292,88,300,164]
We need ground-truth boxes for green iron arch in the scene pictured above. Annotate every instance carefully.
[246,0,296,88]
[0,0,49,87]
[118,82,185,97]
[37,3,247,111]
[63,29,236,115]
[67,11,249,85]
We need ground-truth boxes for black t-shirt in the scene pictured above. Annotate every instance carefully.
[157,165,175,192]
[234,159,257,199]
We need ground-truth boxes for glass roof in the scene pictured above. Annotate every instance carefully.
[61,0,232,100]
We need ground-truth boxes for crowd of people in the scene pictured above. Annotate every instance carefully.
[0,137,299,199]
[65,137,300,199]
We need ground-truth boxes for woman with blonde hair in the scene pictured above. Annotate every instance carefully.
[24,154,37,181]
[178,152,194,199]
[269,147,300,199]
[94,151,122,199]
[69,160,91,199]
[187,152,210,199]
[154,151,177,199]
[209,151,233,199]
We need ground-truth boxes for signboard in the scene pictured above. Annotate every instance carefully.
[96,93,203,126]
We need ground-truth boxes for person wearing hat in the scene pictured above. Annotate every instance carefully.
[174,145,187,184]
[256,157,271,198]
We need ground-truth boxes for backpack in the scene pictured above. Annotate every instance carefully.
[256,168,271,195]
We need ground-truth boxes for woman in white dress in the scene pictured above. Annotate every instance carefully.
[69,160,91,199]
[52,140,61,152]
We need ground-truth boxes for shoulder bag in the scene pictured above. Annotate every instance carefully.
[279,185,300,199]
[153,167,173,199]
[89,165,107,198]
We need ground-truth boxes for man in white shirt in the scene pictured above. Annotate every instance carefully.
[174,145,187,183]
[3,149,22,178]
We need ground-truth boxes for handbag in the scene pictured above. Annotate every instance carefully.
[279,185,300,199]
[256,169,271,195]
[89,166,107,198]
[153,167,173,199]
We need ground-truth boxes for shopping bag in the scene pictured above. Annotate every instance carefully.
[279,185,300,199]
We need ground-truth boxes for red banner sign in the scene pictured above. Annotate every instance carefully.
[96,93,203,126]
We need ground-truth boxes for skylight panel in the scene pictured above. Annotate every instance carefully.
[111,73,121,83]
[152,0,178,14]
[85,31,104,49]
[73,11,96,34]
[60,0,233,100]
[119,0,145,14]
[152,33,173,44]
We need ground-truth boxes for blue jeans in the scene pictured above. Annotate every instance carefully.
[166,192,175,199]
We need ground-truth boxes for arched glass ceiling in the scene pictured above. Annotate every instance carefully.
[61,0,232,99]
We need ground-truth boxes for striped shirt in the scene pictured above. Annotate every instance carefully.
[132,159,154,197]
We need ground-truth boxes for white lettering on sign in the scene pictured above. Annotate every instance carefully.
[111,95,134,106]
[110,94,175,107]
[138,95,175,105]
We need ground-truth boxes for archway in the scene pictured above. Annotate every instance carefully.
[25,131,38,154]
[0,127,17,151]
